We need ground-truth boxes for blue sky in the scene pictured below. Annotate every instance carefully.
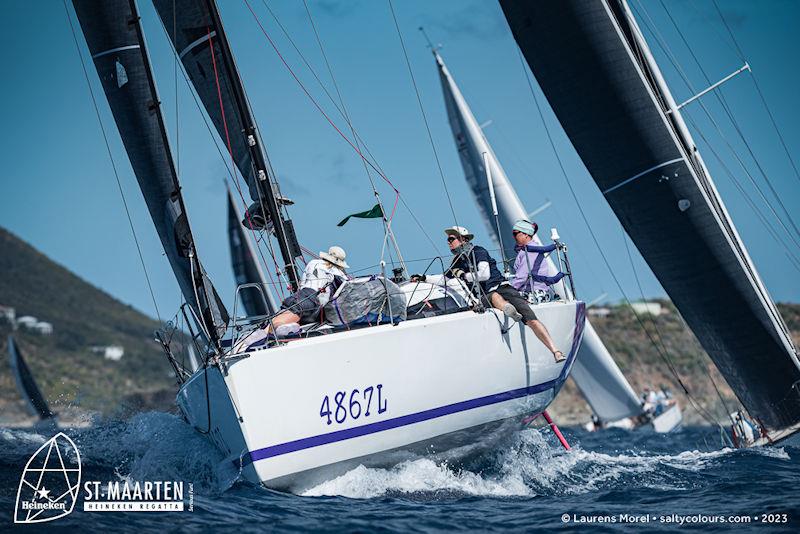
[1,0,798,322]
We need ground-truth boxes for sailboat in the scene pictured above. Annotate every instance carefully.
[226,185,278,319]
[7,336,57,427]
[70,0,586,491]
[432,50,681,432]
[500,0,800,445]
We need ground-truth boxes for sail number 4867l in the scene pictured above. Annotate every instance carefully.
[320,385,387,425]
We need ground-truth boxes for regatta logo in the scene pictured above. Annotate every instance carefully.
[14,432,82,524]
[14,432,189,524]
[83,480,185,512]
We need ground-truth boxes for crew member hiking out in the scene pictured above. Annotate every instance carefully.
[234,246,349,351]
[410,226,565,363]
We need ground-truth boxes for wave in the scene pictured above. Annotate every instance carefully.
[302,428,785,499]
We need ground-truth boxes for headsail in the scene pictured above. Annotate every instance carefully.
[7,336,55,421]
[227,187,278,317]
[153,0,303,290]
[435,52,643,422]
[72,0,228,344]
[501,0,800,430]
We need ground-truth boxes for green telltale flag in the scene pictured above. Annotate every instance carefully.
[337,203,384,227]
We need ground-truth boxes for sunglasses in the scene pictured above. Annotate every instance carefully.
[447,236,458,243]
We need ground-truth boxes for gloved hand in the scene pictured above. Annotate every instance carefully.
[450,268,466,280]
[410,274,426,282]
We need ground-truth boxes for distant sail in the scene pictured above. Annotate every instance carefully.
[227,187,278,317]
[73,0,229,343]
[435,52,642,422]
[502,0,800,430]
[7,336,54,421]
[153,0,303,290]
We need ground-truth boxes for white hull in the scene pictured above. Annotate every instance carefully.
[583,403,682,433]
[651,404,682,433]
[177,301,585,492]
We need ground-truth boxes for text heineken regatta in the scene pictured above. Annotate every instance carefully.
[83,481,184,512]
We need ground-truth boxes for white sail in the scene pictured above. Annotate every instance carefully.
[435,52,642,421]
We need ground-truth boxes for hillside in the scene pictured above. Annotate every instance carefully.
[0,227,175,424]
[549,300,800,425]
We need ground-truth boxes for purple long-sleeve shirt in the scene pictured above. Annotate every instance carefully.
[511,243,561,293]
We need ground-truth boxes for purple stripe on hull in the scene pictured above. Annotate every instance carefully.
[247,302,586,464]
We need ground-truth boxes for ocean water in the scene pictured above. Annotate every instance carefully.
[2,412,799,532]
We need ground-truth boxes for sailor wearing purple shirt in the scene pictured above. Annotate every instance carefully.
[511,220,566,296]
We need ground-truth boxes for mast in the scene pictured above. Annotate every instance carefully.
[435,51,643,422]
[72,0,228,346]
[153,0,303,291]
[501,0,800,431]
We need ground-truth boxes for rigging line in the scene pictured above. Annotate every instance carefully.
[63,0,161,323]
[633,1,800,245]
[516,46,722,428]
[173,0,179,177]
[301,0,405,270]
[386,0,460,228]
[629,2,800,253]
[621,224,736,426]
[242,0,401,197]
[256,0,439,255]
[153,13,288,299]
[656,1,800,237]
[206,27,283,295]
[682,114,800,273]
[712,0,800,196]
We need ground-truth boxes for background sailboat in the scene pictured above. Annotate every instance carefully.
[433,50,663,428]
[7,336,56,425]
[226,185,278,318]
[501,0,800,442]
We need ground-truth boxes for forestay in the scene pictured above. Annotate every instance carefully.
[73,0,229,344]
[501,0,800,430]
[435,51,643,422]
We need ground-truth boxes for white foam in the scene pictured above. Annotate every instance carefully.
[302,429,751,499]
[303,459,532,498]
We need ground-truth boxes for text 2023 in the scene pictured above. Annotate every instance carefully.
[320,385,387,425]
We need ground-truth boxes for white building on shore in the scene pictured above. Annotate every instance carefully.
[631,301,664,316]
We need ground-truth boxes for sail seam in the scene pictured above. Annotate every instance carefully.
[602,158,683,195]
[91,44,140,59]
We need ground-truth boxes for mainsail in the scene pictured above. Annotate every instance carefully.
[153,0,303,290]
[227,187,278,317]
[73,0,228,344]
[7,336,55,421]
[501,0,800,430]
[435,52,642,422]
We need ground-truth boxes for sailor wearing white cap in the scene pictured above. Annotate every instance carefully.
[270,246,350,329]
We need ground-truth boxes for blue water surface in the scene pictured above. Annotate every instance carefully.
[2,412,798,532]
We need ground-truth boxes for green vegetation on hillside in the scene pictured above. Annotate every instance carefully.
[0,227,175,422]
[550,301,800,425]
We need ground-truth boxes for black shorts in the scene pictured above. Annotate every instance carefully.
[486,284,538,323]
[280,287,321,324]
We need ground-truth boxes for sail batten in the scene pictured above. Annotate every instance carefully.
[72,0,228,344]
[501,0,800,430]
[435,52,643,422]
